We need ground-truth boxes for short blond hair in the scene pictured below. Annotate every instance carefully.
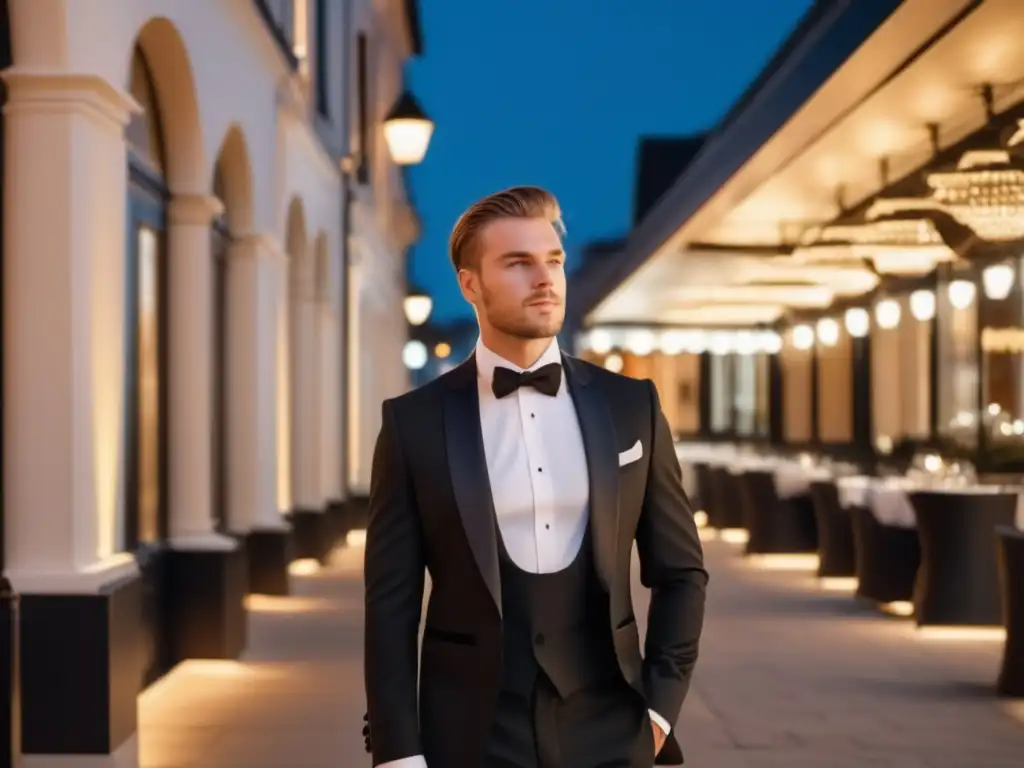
[449,185,565,270]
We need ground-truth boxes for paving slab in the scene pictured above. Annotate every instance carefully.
[138,536,1024,767]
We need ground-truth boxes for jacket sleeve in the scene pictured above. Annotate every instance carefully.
[635,380,708,728]
[364,399,426,765]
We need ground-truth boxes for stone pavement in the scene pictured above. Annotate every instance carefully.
[138,536,1024,767]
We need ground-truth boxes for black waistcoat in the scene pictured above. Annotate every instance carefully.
[497,526,619,699]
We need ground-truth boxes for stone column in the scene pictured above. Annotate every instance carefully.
[318,301,341,502]
[290,277,321,509]
[318,297,346,545]
[346,259,365,494]
[226,234,291,594]
[160,195,247,666]
[286,250,331,561]
[166,194,238,552]
[355,287,379,496]
[3,69,141,764]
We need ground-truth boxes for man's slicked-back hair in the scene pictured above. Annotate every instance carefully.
[449,185,565,271]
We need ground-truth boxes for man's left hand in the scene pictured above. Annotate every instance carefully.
[651,720,667,756]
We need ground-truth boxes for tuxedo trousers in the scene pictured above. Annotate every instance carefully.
[484,673,654,768]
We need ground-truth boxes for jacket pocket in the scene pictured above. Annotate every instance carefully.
[423,626,477,647]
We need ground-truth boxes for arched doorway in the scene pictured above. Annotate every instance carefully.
[283,196,308,517]
[124,16,208,685]
[211,125,253,535]
[124,42,171,686]
[284,198,330,560]
[212,164,229,533]
[0,3,15,760]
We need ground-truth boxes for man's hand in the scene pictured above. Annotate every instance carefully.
[651,719,667,755]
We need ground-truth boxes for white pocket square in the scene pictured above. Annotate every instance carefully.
[618,440,643,467]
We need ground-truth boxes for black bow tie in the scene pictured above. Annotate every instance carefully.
[492,363,562,399]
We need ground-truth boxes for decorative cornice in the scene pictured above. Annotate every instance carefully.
[1,68,141,132]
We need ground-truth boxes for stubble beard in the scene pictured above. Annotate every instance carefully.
[482,290,563,340]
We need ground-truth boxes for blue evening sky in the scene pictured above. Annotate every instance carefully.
[405,0,815,322]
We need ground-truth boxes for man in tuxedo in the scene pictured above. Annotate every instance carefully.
[363,186,707,768]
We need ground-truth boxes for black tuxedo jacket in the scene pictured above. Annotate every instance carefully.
[363,353,707,767]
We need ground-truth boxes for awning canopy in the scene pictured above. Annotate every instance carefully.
[585,0,1024,328]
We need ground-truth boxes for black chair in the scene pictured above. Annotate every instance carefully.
[738,470,817,555]
[910,491,1017,627]
[694,463,720,529]
[996,525,1024,697]
[848,505,920,605]
[808,480,856,578]
[687,461,708,514]
[711,466,745,531]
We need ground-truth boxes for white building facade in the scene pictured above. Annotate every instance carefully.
[0,0,424,763]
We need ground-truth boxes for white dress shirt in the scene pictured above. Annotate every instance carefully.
[377,340,669,768]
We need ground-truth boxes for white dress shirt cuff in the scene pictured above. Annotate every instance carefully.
[648,708,672,736]
[376,757,427,768]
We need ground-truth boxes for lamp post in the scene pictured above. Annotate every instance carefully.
[383,91,435,166]
[403,287,433,326]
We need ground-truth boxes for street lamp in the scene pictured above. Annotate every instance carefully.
[383,91,435,166]
[404,287,432,326]
[402,339,428,371]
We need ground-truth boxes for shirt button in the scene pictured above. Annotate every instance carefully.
[545,524,550,530]
[537,467,543,473]
[534,633,545,646]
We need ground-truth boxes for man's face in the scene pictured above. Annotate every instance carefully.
[458,217,567,340]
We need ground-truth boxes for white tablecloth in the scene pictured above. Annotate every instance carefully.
[836,475,871,508]
[866,480,919,528]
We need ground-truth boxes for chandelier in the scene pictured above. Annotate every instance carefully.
[790,200,955,276]
[926,149,1024,241]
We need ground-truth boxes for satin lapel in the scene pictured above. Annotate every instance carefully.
[443,355,502,617]
[563,355,619,593]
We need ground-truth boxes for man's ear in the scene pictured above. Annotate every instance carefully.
[457,268,478,304]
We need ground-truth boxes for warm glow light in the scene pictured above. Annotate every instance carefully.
[384,120,435,164]
[587,329,613,354]
[383,92,435,165]
[404,294,433,326]
[402,340,428,370]
[698,527,719,542]
[245,595,338,614]
[709,331,735,356]
[948,279,976,310]
[758,330,782,354]
[658,330,687,355]
[791,325,815,350]
[915,626,1006,641]
[819,577,858,592]
[734,331,758,355]
[624,330,656,355]
[434,342,451,359]
[747,553,819,571]
[347,529,367,547]
[844,307,870,338]
[909,290,935,322]
[682,330,709,354]
[288,558,320,577]
[604,353,624,373]
[693,510,708,528]
[880,600,914,617]
[982,263,1015,300]
[875,298,901,329]
[719,528,750,545]
[816,318,839,347]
